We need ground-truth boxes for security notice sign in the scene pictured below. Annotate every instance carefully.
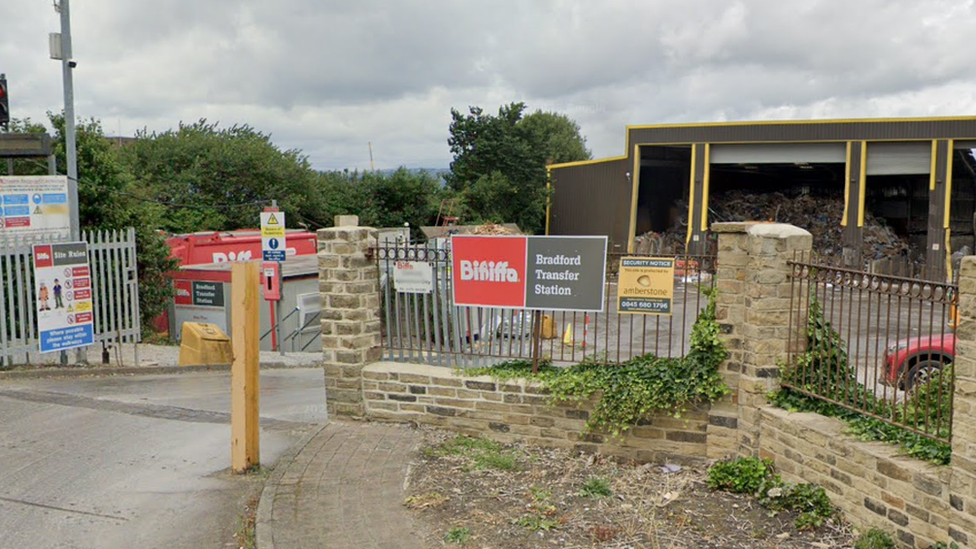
[33,242,95,353]
[451,235,607,312]
[260,210,286,262]
[393,261,434,294]
[0,176,71,241]
[617,257,675,315]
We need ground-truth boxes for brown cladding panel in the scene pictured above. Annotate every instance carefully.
[629,119,976,146]
[549,159,630,250]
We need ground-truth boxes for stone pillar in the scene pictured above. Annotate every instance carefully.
[706,222,812,459]
[318,215,382,417]
[949,257,976,545]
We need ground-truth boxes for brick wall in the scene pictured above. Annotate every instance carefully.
[761,407,952,548]
[363,362,709,464]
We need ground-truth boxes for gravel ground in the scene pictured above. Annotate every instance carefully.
[406,428,858,549]
[1,342,323,370]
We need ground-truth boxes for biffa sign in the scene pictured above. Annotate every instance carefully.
[451,235,607,312]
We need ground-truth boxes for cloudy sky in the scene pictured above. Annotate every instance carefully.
[3,0,976,171]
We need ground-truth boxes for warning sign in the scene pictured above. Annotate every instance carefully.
[260,210,286,262]
[0,176,72,242]
[617,257,675,315]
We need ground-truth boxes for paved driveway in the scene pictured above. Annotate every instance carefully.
[0,368,326,549]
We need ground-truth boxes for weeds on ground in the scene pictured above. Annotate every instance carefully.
[445,526,471,544]
[707,457,836,530]
[423,435,519,471]
[404,492,449,510]
[853,528,895,549]
[233,494,260,549]
[578,476,613,499]
[515,514,560,532]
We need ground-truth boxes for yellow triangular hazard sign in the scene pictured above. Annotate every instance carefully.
[267,213,280,225]
[34,206,43,214]
[67,305,74,313]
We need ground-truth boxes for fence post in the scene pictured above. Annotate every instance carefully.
[949,257,976,544]
[318,215,381,417]
[706,222,812,459]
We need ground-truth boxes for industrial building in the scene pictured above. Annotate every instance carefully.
[546,117,976,276]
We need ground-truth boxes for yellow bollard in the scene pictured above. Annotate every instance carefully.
[231,262,261,473]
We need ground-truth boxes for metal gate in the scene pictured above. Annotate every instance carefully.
[0,228,140,366]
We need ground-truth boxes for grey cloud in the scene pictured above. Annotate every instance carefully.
[7,0,976,170]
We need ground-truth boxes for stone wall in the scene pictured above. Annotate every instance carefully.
[761,407,952,548]
[363,362,709,464]
[708,222,812,459]
[318,216,382,416]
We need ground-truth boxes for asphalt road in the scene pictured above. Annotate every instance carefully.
[0,368,327,549]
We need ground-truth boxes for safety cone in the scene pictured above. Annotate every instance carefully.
[562,323,574,346]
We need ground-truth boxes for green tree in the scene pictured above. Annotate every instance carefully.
[445,103,590,234]
[6,114,177,335]
[519,110,592,165]
[356,168,443,231]
[119,119,323,233]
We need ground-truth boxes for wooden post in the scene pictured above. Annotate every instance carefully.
[231,261,261,473]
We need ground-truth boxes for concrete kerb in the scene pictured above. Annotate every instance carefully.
[0,360,323,380]
[255,421,331,549]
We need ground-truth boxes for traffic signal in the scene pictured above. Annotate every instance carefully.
[0,76,8,126]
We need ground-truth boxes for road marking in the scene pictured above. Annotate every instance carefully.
[0,495,128,521]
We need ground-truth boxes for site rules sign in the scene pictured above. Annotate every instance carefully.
[261,210,286,262]
[32,242,95,352]
[451,235,607,312]
[617,257,675,315]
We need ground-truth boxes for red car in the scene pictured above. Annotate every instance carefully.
[883,334,955,390]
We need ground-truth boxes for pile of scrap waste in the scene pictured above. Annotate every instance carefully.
[472,223,515,235]
[635,191,916,261]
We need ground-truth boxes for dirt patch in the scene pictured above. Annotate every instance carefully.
[405,429,857,548]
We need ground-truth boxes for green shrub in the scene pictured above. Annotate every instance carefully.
[708,457,836,530]
[707,457,774,494]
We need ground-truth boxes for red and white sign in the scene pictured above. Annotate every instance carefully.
[34,245,54,268]
[174,280,193,305]
[451,236,527,308]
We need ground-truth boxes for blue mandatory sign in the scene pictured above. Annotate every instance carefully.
[32,193,42,204]
[269,237,279,250]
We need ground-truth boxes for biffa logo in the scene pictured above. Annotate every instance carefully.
[459,260,520,283]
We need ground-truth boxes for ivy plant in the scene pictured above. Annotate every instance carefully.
[466,287,729,438]
[770,293,952,465]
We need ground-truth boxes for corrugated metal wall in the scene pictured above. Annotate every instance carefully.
[628,119,976,145]
[549,158,631,251]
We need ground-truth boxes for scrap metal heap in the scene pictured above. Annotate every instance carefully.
[636,191,916,261]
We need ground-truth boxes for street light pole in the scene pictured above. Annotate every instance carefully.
[57,0,80,241]
[56,0,85,364]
